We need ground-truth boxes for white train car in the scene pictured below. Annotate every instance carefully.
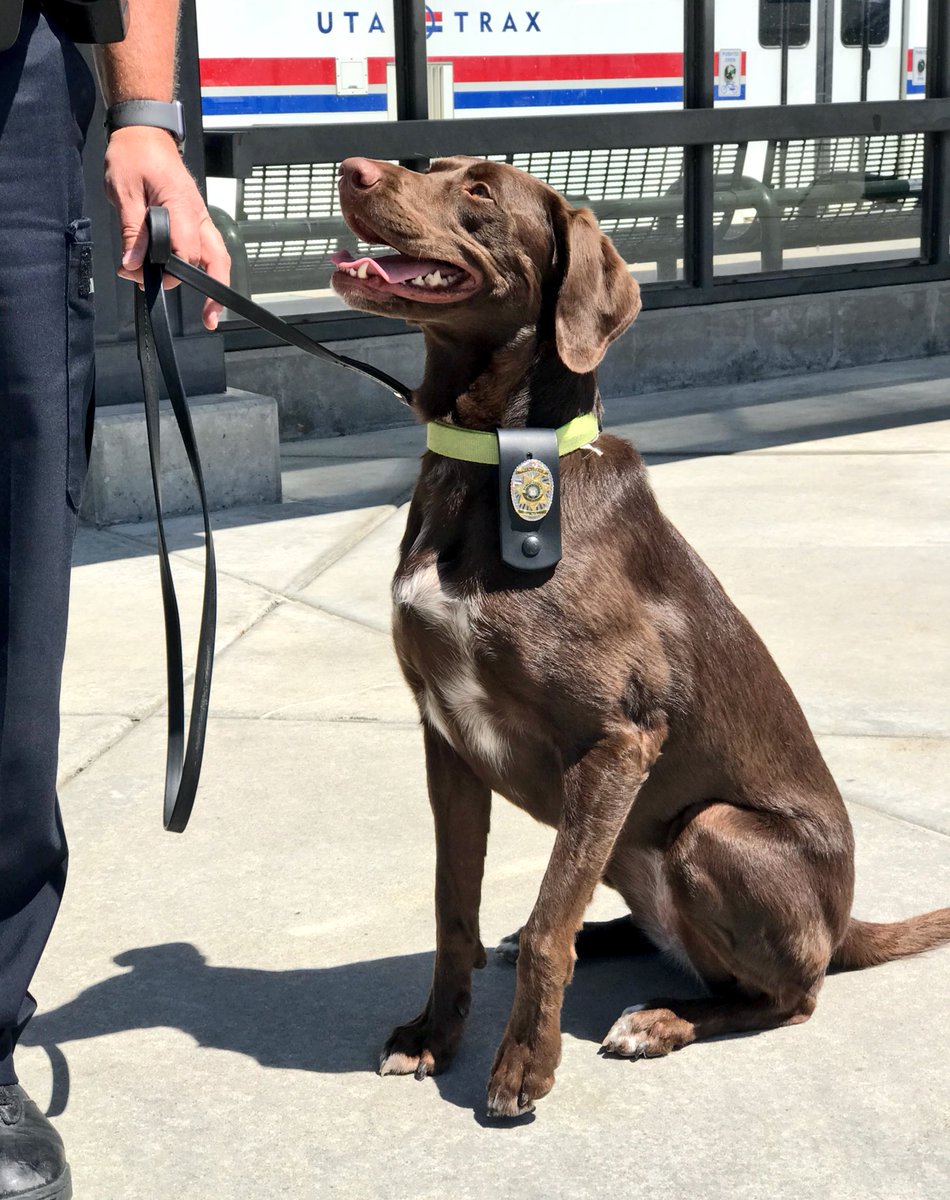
[197,1,932,298]
[196,0,931,127]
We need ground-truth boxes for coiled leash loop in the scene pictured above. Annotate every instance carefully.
[135,206,412,831]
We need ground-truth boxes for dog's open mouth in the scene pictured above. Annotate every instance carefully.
[331,236,479,305]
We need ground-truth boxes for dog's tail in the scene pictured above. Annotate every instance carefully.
[831,908,950,971]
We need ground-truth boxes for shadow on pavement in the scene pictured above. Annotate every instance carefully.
[22,941,700,1121]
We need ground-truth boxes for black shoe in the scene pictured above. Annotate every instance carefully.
[0,1086,71,1200]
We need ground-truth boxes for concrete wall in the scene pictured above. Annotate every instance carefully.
[82,390,282,525]
[225,281,950,441]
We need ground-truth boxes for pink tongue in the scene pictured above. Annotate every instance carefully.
[331,249,446,284]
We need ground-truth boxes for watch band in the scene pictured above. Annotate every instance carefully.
[105,100,185,148]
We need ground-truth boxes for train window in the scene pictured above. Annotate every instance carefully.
[841,0,890,47]
[759,1,811,49]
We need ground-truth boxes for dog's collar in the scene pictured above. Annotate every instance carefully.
[426,412,600,465]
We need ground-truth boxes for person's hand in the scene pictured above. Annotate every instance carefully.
[103,126,230,331]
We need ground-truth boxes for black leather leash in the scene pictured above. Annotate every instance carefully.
[135,206,412,832]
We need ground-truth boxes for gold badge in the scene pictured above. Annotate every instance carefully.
[509,458,555,522]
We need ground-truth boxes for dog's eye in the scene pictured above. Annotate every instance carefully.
[467,182,493,201]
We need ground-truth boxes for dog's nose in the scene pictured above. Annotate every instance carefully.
[339,157,383,191]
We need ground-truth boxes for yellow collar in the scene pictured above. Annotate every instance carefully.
[426,412,600,465]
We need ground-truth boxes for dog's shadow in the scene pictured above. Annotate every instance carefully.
[22,942,698,1122]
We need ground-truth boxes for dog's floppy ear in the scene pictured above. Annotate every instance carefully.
[551,202,642,375]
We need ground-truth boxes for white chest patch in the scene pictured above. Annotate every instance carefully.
[393,563,510,773]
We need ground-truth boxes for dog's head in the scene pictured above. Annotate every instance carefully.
[333,156,641,374]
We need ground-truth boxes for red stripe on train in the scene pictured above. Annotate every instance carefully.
[199,53,686,89]
[451,53,684,82]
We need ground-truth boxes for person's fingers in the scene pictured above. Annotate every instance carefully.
[202,297,222,329]
[167,202,203,270]
[117,200,149,281]
[197,214,231,330]
[199,213,231,283]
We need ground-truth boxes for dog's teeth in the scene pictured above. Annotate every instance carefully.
[356,262,370,279]
[347,268,358,276]
[431,270,444,287]
[411,275,425,286]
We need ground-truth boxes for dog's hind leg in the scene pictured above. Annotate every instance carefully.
[600,988,818,1058]
[601,800,850,1059]
[487,722,666,1117]
[379,728,491,1079]
[496,916,658,964]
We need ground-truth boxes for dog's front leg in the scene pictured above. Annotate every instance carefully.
[487,724,664,1118]
[379,726,491,1079]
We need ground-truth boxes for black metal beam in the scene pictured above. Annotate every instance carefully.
[923,0,950,265]
[392,0,428,170]
[221,261,950,351]
[643,261,950,308]
[205,100,950,178]
[816,0,834,103]
[223,313,417,351]
[683,0,715,293]
[177,0,216,338]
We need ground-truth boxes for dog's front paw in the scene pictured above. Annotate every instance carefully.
[378,1012,463,1080]
[600,1005,694,1059]
[486,1034,558,1118]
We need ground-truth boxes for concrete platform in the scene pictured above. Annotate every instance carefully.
[80,388,281,525]
[19,356,950,1199]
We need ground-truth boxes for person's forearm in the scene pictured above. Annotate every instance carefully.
[94,0,229,328]
[93,0,180,105]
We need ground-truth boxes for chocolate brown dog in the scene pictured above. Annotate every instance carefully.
[332,155,950,1119]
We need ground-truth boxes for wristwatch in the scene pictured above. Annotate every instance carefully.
[105,100,186,150]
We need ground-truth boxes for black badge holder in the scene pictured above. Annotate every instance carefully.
[496,427,562,572]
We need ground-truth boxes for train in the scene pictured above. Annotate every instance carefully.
[195,0,931,127]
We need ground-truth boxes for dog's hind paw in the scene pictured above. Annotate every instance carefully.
[494,930,522,964]
[600,1005,694,1059]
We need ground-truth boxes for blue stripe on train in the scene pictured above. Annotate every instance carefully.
[202,94,388,116]
[201,82,728,117]
[454,85,684,108]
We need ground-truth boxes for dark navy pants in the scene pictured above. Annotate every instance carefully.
[0,6,97,1085]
